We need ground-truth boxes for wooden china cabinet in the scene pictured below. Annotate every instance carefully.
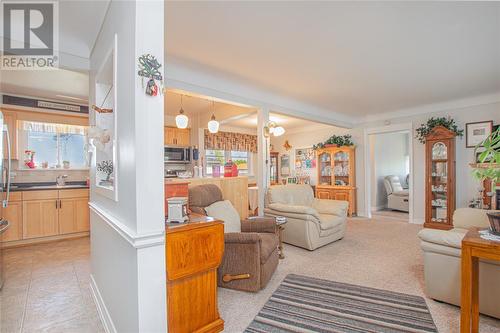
[424,126,456,230]
[315,146,356,216]
[270,151,279,185]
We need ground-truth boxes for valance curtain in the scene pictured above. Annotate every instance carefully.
[20,121,88,135]
[204,130,257,153]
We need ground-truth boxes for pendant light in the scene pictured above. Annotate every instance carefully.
[175,95,189,129]
[207,101,220,134]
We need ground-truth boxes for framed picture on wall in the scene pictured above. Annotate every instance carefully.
[466,121,493,148]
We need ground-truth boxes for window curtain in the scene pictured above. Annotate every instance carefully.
[20,121,88,135]
[204,130,257,153]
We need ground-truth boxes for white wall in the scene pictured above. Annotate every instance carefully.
[270,124,348,185]
[369,132,409,210]
[89,1,166,332]
[355,102,500,222]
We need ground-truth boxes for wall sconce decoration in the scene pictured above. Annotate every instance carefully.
[283,140,292,151]
[137,54,163,96]
[264,121,285,138]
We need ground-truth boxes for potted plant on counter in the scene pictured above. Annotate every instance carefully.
[472,126,500,234]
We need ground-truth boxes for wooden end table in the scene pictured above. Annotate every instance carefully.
[460,227,500,333]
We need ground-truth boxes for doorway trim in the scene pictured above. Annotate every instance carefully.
[363,122,415,223]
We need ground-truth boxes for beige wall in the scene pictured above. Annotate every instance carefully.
[353,101,500,221]
[270,124,349,185]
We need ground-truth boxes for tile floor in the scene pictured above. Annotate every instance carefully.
[0,237,104,333]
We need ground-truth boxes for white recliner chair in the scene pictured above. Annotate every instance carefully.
[418,208,500,319]
[383,175,409,212]
[264,184,348,251]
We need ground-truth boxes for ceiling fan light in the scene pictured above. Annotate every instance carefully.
[273,126,285,137]
[175,108,189,129]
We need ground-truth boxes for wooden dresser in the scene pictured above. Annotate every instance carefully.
[165,215,225,333]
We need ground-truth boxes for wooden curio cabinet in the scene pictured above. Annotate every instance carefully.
[315,145,356,216]
[270,152,279,185]
[424,126,456,230]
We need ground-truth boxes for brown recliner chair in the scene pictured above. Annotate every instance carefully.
[189,184,279,292]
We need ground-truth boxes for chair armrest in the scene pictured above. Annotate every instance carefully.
[417,228,466,249]
[224,232,261,244]
[312,198,348,217]
[241,217,277,234]
[267,203,319,218]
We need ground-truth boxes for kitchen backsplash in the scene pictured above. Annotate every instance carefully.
[10,160,89,183]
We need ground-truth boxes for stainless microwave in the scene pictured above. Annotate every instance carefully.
[165,146,191,164]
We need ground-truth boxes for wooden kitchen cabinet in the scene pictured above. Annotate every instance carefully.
[14,189,89,243]
[59,197,90,234]
[164,126,190,146]
[23,199,59,239]
[2,111,18,160]
[2,200,23,242]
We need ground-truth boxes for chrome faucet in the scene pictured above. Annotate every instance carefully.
[56,175,68,187]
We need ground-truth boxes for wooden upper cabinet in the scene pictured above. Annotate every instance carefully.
[2,111,18,160]
[164,126,190,146]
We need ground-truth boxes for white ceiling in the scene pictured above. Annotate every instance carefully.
[59,0,110,61]
[1,68,89,103]
[166,2,500,117]
[165,90,327,131]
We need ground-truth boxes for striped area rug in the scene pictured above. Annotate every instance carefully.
[245,274,438,333]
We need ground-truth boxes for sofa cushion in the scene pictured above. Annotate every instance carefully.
[189,184,223,208]
[318,214,345,230]
[392,190,409,197]
[267,203,319,219]
[453,208,499,230]
[312,199,348,217]
[267,184,314,206]
[259,233,279,264]
[205,200,241,233]
[417,228,466,249]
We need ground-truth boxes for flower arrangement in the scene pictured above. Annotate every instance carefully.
[312,134,354,150]
[97,160,114,182]
[415,117,463,144]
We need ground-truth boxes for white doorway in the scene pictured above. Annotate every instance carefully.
[364,123,414,223]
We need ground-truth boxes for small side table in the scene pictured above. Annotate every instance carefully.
[276,218,287,259]
[460,227,500,333]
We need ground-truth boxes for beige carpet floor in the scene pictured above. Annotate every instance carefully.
[219,217,500,333]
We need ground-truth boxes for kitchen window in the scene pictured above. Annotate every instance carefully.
[18,121,89,169]
[205,149,251,175]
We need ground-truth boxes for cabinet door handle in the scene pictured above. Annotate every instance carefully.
[59,200,62,209]
[56,200,58,209]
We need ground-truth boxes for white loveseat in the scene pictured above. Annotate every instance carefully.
[264,184,348,250]
[418,208,500,319]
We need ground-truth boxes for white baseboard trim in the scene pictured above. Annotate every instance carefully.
[89,202,164,249]
[371,205,386,212]
[90,274,117,333]
[411,218,425,225]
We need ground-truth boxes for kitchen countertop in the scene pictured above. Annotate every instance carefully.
[7,181,89,192]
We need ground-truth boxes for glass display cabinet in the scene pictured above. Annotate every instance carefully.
[425,126,456,230]
[316,146,356,216]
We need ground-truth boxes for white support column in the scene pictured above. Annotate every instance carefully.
[257,107,270,216]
